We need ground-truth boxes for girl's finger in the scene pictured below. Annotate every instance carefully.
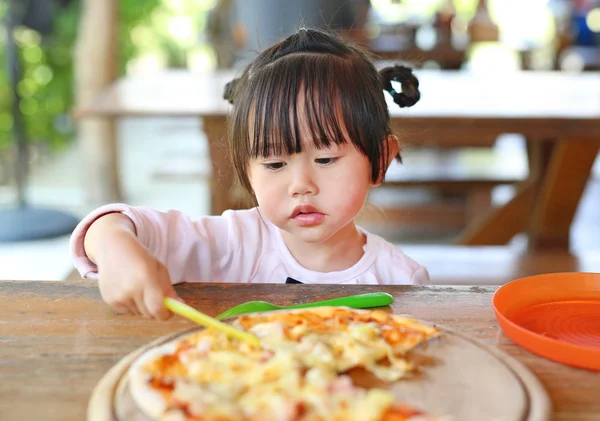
[144,285,172,321]
[164,286,185,304]
[124,298,142,316]
[133,294,151,318]
[111,302,131,315]
[112,299,139,315]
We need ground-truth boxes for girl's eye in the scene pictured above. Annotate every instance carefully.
[315,157,339,165]
[263,162,286,170]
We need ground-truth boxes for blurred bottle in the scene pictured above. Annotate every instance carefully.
[227,0,371,64]
[206,0,247,69]
[571,0,600,46]
[468,0,499,43]
[434,0,456,47]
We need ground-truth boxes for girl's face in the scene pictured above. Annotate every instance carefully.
[248,135,374,246]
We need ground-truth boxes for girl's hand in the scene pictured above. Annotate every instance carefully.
[85,213,182,320]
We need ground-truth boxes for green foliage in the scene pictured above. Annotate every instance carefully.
[119,0,162,73]
[0,2,78,152]
[0,0,172,153]
[121,0,217,70]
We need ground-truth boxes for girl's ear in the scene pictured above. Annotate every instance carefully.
[373,135,400,186]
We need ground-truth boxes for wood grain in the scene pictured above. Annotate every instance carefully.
[1,281,599,420]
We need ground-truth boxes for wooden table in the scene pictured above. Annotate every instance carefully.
[76,70,600,251]
[1,280,599,420]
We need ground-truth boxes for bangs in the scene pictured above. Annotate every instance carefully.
[244,54,372,158]
[227,29,394,194]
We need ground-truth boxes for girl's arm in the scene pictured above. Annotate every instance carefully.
[83,212,136,264]
[70,204,257,284]
[74,208,182,320]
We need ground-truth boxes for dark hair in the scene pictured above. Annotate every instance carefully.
[224,28,420,194]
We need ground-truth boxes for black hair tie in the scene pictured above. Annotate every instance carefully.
[379,65,420,108]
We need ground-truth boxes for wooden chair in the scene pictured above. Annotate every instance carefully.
[358,146,527,230]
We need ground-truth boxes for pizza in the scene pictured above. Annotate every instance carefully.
[128,307,446,421]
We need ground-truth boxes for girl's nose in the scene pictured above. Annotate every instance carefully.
[288,163,319,197]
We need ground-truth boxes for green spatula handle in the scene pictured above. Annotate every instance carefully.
[284,292,393,310]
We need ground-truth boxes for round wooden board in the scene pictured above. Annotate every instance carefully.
[88,324,552,421]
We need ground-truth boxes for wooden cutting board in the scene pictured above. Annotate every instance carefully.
[88,324,552,421]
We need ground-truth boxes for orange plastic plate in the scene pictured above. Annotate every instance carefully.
[493,272,600,371]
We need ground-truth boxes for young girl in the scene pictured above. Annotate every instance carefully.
[69,28,428,320]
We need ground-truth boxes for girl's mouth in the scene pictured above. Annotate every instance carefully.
[290,205,325,226]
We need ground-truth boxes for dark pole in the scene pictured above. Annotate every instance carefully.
[6,0,27,208]
[0,0,79,242]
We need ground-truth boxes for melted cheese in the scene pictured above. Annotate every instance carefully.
[138,308,441,421]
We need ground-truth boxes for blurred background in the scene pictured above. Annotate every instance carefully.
[0,0,599,282]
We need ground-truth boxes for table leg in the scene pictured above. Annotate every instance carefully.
[456,138,553,246]
[202,116,254,215]
[74,0,120,205]
[456,179,536,245]
[528,139,600,251]
[202,116,232,215]
[78,116,122,204]
[457,138,599,251]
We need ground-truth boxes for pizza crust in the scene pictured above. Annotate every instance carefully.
[128,341,179,419]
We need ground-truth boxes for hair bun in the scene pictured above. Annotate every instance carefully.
[223,78,240,104]
[379,65,420,108]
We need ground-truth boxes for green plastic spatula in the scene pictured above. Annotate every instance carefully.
[215,292,393,320]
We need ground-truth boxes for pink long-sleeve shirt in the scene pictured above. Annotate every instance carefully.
[70,205,429,285]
